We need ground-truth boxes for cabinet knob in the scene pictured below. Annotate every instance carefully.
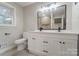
[59,41,65,44]
[43,41,48,43]
[32,38,36,40]
[43,50,48,53]
[62,42,65,44]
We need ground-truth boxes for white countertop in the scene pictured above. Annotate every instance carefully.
[29,30,79,35]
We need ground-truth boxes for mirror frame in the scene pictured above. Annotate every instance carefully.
[37,4,66,30]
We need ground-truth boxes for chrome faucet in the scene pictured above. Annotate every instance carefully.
[39,27,43,31]
[58,27,61,32]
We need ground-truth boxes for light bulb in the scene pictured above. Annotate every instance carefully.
[49,4,60,10]
[39,7,49,12]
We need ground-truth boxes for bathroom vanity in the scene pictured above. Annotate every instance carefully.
[27,31,79,56]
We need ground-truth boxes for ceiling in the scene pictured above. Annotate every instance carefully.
[15,2,35,7]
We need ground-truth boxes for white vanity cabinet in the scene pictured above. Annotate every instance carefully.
[28,34,42,55]
[28,32,79,56]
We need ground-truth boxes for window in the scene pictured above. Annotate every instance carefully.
[0,2,16,26]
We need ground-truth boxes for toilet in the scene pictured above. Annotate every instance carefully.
[15,38,27,51]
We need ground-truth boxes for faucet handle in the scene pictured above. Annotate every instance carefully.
[58,27,61,32]
[39,27,43,31]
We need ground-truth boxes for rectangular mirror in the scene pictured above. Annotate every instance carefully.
[37,4,66,30]
[52,5,66,30]
[37,9,51,30]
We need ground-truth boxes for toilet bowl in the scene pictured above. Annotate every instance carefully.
[15,38,26,51]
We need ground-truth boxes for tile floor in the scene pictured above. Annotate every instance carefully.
[13,50,35,56]
[0,47,35,56]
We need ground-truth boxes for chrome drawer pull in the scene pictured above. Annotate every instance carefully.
[32,38,36,40]
[43,50,48,53]
[59,41,65,44]
[43,41,48,43]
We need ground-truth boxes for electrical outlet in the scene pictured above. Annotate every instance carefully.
[4,33,11,35]
[0,45,1,48]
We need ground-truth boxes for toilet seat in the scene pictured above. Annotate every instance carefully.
[15,38,26,44]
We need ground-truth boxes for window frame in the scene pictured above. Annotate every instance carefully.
[0,2,16,26]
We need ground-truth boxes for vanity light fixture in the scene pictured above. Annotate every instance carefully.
[49,4,60,10]
[39,7,49,12]
[39,3,60,11]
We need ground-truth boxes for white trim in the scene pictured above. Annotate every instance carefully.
[1,2,15,9]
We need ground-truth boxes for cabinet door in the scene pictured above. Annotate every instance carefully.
[61,39,77,56]
[49,37,62,56]
[28,34,42,55]
[28,35,37,51]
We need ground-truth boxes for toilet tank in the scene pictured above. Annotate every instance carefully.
[23,32,28,40]
[23,32,28,48]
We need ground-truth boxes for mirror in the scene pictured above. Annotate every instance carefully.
[52,5,66,29]
[37,9,51,30]
[37,4,66,30]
